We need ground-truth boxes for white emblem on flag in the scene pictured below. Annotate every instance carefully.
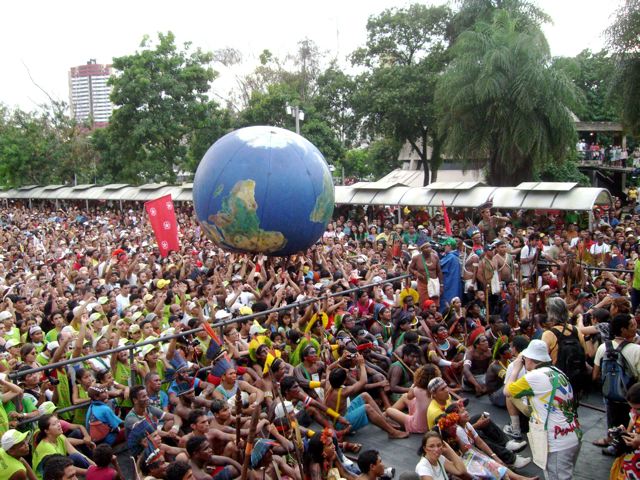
[161,241,169,249]
[149,208,157,216]
[166,202,173,210]
[162,221,171,230]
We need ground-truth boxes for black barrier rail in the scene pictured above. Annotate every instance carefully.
[537,261,634,275]
[9,273,412,381]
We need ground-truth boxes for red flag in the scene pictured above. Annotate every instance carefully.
[145,194,180,258]
[442,201,452,236]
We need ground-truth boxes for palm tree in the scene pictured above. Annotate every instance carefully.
[436,10,580,185]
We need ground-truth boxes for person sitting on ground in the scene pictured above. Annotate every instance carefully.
[42,455,77,480]
[462,330,491,396]
[0,429,36,480]
[324,354,408,439]
[385,364,439,434]
[185,435,241,480]
[415,431,467,480]
[427,377,528,467]
[85,444,123,480]
[356,449,388,480]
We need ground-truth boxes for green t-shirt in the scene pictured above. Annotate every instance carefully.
[633,259,640,290]
[0,448,25,480]
[33,435,67,480]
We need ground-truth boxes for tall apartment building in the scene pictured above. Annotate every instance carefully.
[68,59,113,127]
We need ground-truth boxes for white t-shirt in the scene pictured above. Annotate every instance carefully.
[415,456,448,480]
[520,245,537,277]
[590,242,611,256]
[507,366,581,452]
[594,339,640,379]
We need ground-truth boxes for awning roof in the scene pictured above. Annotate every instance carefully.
[0,181,612,211]
[334,182,612,211]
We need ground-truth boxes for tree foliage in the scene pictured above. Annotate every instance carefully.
[0,102,98,188]
[436,10,580,186]
[352,3,452,185]
[606,0,640,135]
[552,50,618,122]
[100,32,216,183]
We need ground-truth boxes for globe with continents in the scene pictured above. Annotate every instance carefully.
[193,126,334,256]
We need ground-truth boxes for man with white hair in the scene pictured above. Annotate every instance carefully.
[504,339,582,480]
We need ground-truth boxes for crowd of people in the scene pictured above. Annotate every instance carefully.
[0,197,639,480]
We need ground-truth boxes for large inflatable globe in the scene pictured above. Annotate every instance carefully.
[193,126,334,256]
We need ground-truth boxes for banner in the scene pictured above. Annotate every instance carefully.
[442,201,452,236]
[145,195,180,257]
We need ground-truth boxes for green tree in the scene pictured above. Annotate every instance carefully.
[351,3,452,185]
[607,0,640,135]
[313,63,358,148]
[101,32,216,183]
[553,50,618,122]
[436,10,580,186]
[0,102,98,187]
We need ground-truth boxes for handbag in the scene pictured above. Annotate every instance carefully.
[88,404,111,442]
[527,369,560,469]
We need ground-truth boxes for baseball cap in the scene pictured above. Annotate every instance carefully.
[157,279,171,289]
[143,294,154,302]
[249,321,267,336]
[98,296,109,305]
[215,310,232,320]
[129,324,141,334]
[0,311,12,321]
[520,339,552,363]
[239,306,253,316]
[38,401,57,415]
[5,339,22,349]
[29,325,43,335]
[1,430,29,451]
[46,341,59,352]
[131,311,143,322]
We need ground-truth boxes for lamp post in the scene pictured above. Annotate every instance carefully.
[285,104,305,135]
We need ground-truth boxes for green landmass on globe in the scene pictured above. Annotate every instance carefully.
[309,169,334,224]
[202,179,287,253]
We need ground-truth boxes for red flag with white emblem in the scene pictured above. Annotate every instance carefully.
[145,194,180,258]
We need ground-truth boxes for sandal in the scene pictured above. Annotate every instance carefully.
[592,438,610,447]
[341,442,362,453]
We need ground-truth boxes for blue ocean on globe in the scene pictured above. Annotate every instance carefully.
[193,126,335,257]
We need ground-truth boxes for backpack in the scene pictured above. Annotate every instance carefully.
[601,340,636,403]
[552,325,588,395]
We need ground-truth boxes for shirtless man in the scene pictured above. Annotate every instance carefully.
[409,243,443,307]
[462,333,491,396]
[493,241,514,283]
[293,345,326,400]
[324,354,408,439]
[179,408,240,460]
[476,246,496,293]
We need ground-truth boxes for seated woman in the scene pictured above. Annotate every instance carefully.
[415,431,467,480]
[437,404,537,480]
[32,414,95,479]
[304,428,357,480]
[385,364,439,434]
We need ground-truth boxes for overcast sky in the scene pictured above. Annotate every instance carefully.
[0,0,620,112]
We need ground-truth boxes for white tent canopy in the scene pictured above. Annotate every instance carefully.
[335,181,612,211]
[0,181,612,212]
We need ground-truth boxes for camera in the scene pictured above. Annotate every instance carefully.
[380,467,395,480]
[46,375,59,386]
[604,426,634,457]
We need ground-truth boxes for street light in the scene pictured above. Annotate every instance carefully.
[285,103,305,135]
